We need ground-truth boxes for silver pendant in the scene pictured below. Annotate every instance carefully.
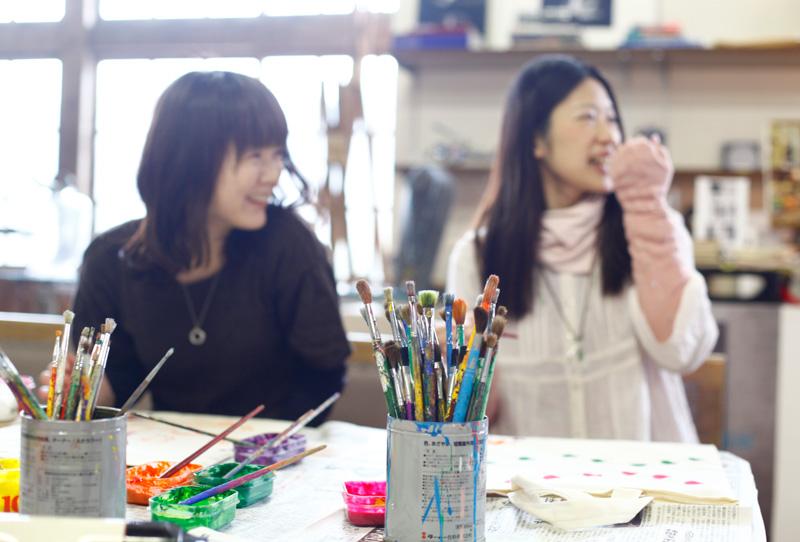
[188,326,207,346]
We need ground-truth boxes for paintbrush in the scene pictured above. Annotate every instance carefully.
[86,318,116,419]
[45,330,61,419]
[357,280,400,418]
[418,290,438,421]
[443,293,454,379]
[119,347,175,415]
[380,340,408,421]
[131,412,250,446]
[384,340,412,420]
[451,306,489,422]
[224,392,340,478]
[405,281,425,421]
[179,445,327,505]
[159,404,265,478]
[77,330,106,420]
[467,333,497,421]
[0,347,46,419]
[447,298,468,406]
[477,316,507,420]
[52,310,74,420]
[65,327,92,420]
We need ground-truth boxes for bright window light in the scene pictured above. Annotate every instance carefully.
[99,0,262,21]
[0,0,64,23]
[0,59,62,268]
[99,0,397,20]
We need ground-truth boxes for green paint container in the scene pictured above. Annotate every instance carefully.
[194,463,275,508]
[149,485,238,530]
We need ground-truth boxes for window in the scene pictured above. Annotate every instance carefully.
[0,59,62,268]
[98,0,397,20]
[0,0,64,23]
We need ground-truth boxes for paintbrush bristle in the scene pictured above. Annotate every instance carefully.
[473,307,488,334]
[481,275,500,307]
[383,340,402,368]
[491,315,507,338]
[438,308,446,320]
[383,287,394,305]
[443,293,455,307]
[105,318,117,334]
[63,310,74,324]
[80,327,90,337]
[399,304,411,326]
[485,332,498,349]
[405,280,416,298]
[497,306,508,318]
[418,290,439,309]
[356,279,372,304]
[452,298,467,325]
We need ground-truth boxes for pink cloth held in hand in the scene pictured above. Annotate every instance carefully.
[610,137,691,342]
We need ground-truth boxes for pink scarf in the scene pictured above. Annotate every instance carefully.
[539,195,605,274]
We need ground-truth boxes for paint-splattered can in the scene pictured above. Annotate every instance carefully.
[385,416,488,542]
[20,406,126,517]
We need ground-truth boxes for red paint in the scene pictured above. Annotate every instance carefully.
[653,474,668,479]
[582,473,601,477]
[343,480,386,527]
[543,475,559,480]
[685,480,702,485]
[621,471,637,476]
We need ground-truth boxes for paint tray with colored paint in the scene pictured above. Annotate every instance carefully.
[194,463,275,508]
[343,481,386,527]
[126,461,204,505]
[0,458,20,513]
[234,433,306,466]
[149,485,238,531]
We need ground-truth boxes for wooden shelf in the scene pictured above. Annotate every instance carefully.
[394,45,800,72]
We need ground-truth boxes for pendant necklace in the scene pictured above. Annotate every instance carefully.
[180,272,222,346]
[539,256,597,363]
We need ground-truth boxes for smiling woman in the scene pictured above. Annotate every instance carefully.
[51,71,350,423]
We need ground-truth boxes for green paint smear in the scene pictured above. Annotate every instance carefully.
[689,457,702,461]
[591,458,604,463]
[562,454,576,458]
[518,456,531,461]
[631,463,647,467]
[661,460,675,465]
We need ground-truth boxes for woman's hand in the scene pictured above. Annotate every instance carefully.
[610,135,673,212]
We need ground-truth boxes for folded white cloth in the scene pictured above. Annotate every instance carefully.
[508,475,652,531]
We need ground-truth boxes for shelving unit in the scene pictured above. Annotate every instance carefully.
[394,44,800,72]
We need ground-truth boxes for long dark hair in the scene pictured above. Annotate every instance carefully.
[475,55,631,319]
[127,70,308,273]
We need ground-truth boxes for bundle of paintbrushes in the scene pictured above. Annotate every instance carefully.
[0,310,126,421]
[356,276,507,423]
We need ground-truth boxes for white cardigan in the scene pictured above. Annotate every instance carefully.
[446,227,718,443]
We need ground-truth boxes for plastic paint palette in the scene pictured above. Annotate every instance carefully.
[194,463,275,508]
[126,461,204,505]
[149,485,238,531]
[343,481,386,527]
[234,432,306,466]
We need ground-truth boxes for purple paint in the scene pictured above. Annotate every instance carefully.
[233,432,306,466]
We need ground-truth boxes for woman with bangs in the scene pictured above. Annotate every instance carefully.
[62,71,349,422]
[447,55,718,442]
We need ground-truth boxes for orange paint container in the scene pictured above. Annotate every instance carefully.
[126,461,203,505]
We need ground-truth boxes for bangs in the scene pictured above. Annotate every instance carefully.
[228,76,288,154]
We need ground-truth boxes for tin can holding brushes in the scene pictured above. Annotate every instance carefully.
[385,416,488,542]
[20,406,126,517]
